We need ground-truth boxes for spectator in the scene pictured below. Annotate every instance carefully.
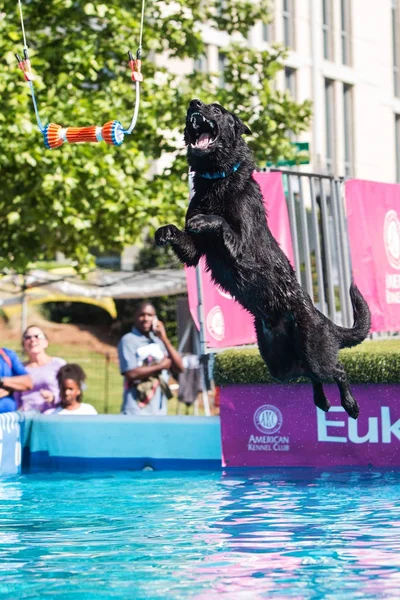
[118,301,184,415]
[0,346,32,413]
[15,325,66,413]
[45,363,97,415]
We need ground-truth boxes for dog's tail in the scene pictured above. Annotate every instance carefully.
[338,283,371,349]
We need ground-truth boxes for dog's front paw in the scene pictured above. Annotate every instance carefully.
[187,214,222,234]
[155,225,180,246]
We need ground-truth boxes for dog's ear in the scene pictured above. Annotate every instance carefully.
[233,115,251,136]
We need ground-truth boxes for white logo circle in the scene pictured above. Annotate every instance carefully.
[384,210,400,270]
[206,306,225,341]
[254,405,283,434]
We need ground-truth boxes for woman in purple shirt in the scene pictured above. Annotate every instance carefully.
[15,325,66,413]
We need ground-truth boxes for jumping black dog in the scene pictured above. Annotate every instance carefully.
[155,99,371,419]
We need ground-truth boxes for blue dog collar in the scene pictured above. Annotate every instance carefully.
[199,162,241,180]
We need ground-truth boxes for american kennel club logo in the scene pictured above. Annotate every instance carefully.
[384,210,400,303]
[248,404,290,452]
[384,210,400,271]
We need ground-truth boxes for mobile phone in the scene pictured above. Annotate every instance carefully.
[152,316,159,331]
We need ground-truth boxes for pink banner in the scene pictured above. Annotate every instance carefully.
[346,179,400,332]
[220,384,400,467]
[186,171,294,348]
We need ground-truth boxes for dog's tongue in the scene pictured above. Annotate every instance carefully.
[198,133,211,148]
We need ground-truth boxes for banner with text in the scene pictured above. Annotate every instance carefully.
[345,179,400,332]
[186,171,294,349]
[220,384,400,467]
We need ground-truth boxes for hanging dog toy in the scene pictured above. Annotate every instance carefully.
[15,0,145,149]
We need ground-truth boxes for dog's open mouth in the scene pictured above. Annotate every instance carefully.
[186,112,218,151]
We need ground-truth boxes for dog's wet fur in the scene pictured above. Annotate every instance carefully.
[155,99,371,419]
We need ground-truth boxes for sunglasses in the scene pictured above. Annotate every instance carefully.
[24,334,46,341]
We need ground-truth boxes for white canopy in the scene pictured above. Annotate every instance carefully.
[0,267,188,308]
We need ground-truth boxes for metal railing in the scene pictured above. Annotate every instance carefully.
[270,169,353,328]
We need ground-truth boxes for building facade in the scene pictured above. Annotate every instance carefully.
[201,0,400,183]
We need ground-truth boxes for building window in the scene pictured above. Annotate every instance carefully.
[194,55,207,73]
[282,0,294,48]
[340,0,351,65]
[284,66,296,99]
[322,0,333,60]
[395,114,400,182]
[262,22,272,43]
[218,52,226,87]
[325,78,335,173]
[392,0,400,97]
[343,84,354,177]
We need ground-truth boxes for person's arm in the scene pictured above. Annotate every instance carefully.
[124,357,172,383]
[0,374,33,392]
[40,358,67,404]
[153,321,184,374]
[118,334,172,384]
[0,350,33,392]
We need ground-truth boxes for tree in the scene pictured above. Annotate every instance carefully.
[0,0,312,272]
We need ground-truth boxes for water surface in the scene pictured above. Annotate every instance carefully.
[0,469,399,598]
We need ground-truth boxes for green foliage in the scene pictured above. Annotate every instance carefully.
[214,339,400,385]
[40,301,113,326]
[1,0,311,272]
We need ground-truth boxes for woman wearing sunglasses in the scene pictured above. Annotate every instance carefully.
[15,325,66,413]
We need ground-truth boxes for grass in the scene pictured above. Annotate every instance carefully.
[214,337,400,386]
[341,337,400,354]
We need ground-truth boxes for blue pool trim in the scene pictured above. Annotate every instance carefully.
[23,452,222,472]
[20,414,222,473]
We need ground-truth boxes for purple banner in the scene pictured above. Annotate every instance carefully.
[220,384,400,467]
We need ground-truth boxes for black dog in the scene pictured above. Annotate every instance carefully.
[155,99,371,419]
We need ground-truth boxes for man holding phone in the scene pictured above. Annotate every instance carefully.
[118,301,184,415]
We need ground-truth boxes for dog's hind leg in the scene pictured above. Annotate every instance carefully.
[333,362,359,419]
[312,382,331,412]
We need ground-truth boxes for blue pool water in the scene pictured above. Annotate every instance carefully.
[0,469,399,599]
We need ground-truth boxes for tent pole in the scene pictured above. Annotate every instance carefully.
[21,277,28,340]
[188,171,211,417]
[195,262,211,417]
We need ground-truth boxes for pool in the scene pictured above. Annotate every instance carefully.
[0,469,399,599]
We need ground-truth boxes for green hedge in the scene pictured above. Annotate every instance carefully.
[214,339,400,385]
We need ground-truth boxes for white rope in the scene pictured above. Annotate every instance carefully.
[17,0,28,50]
[138,0,146,51]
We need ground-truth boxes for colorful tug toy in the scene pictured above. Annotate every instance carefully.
[15,0,145,149]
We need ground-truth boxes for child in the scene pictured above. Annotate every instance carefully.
[45,363,97,415]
